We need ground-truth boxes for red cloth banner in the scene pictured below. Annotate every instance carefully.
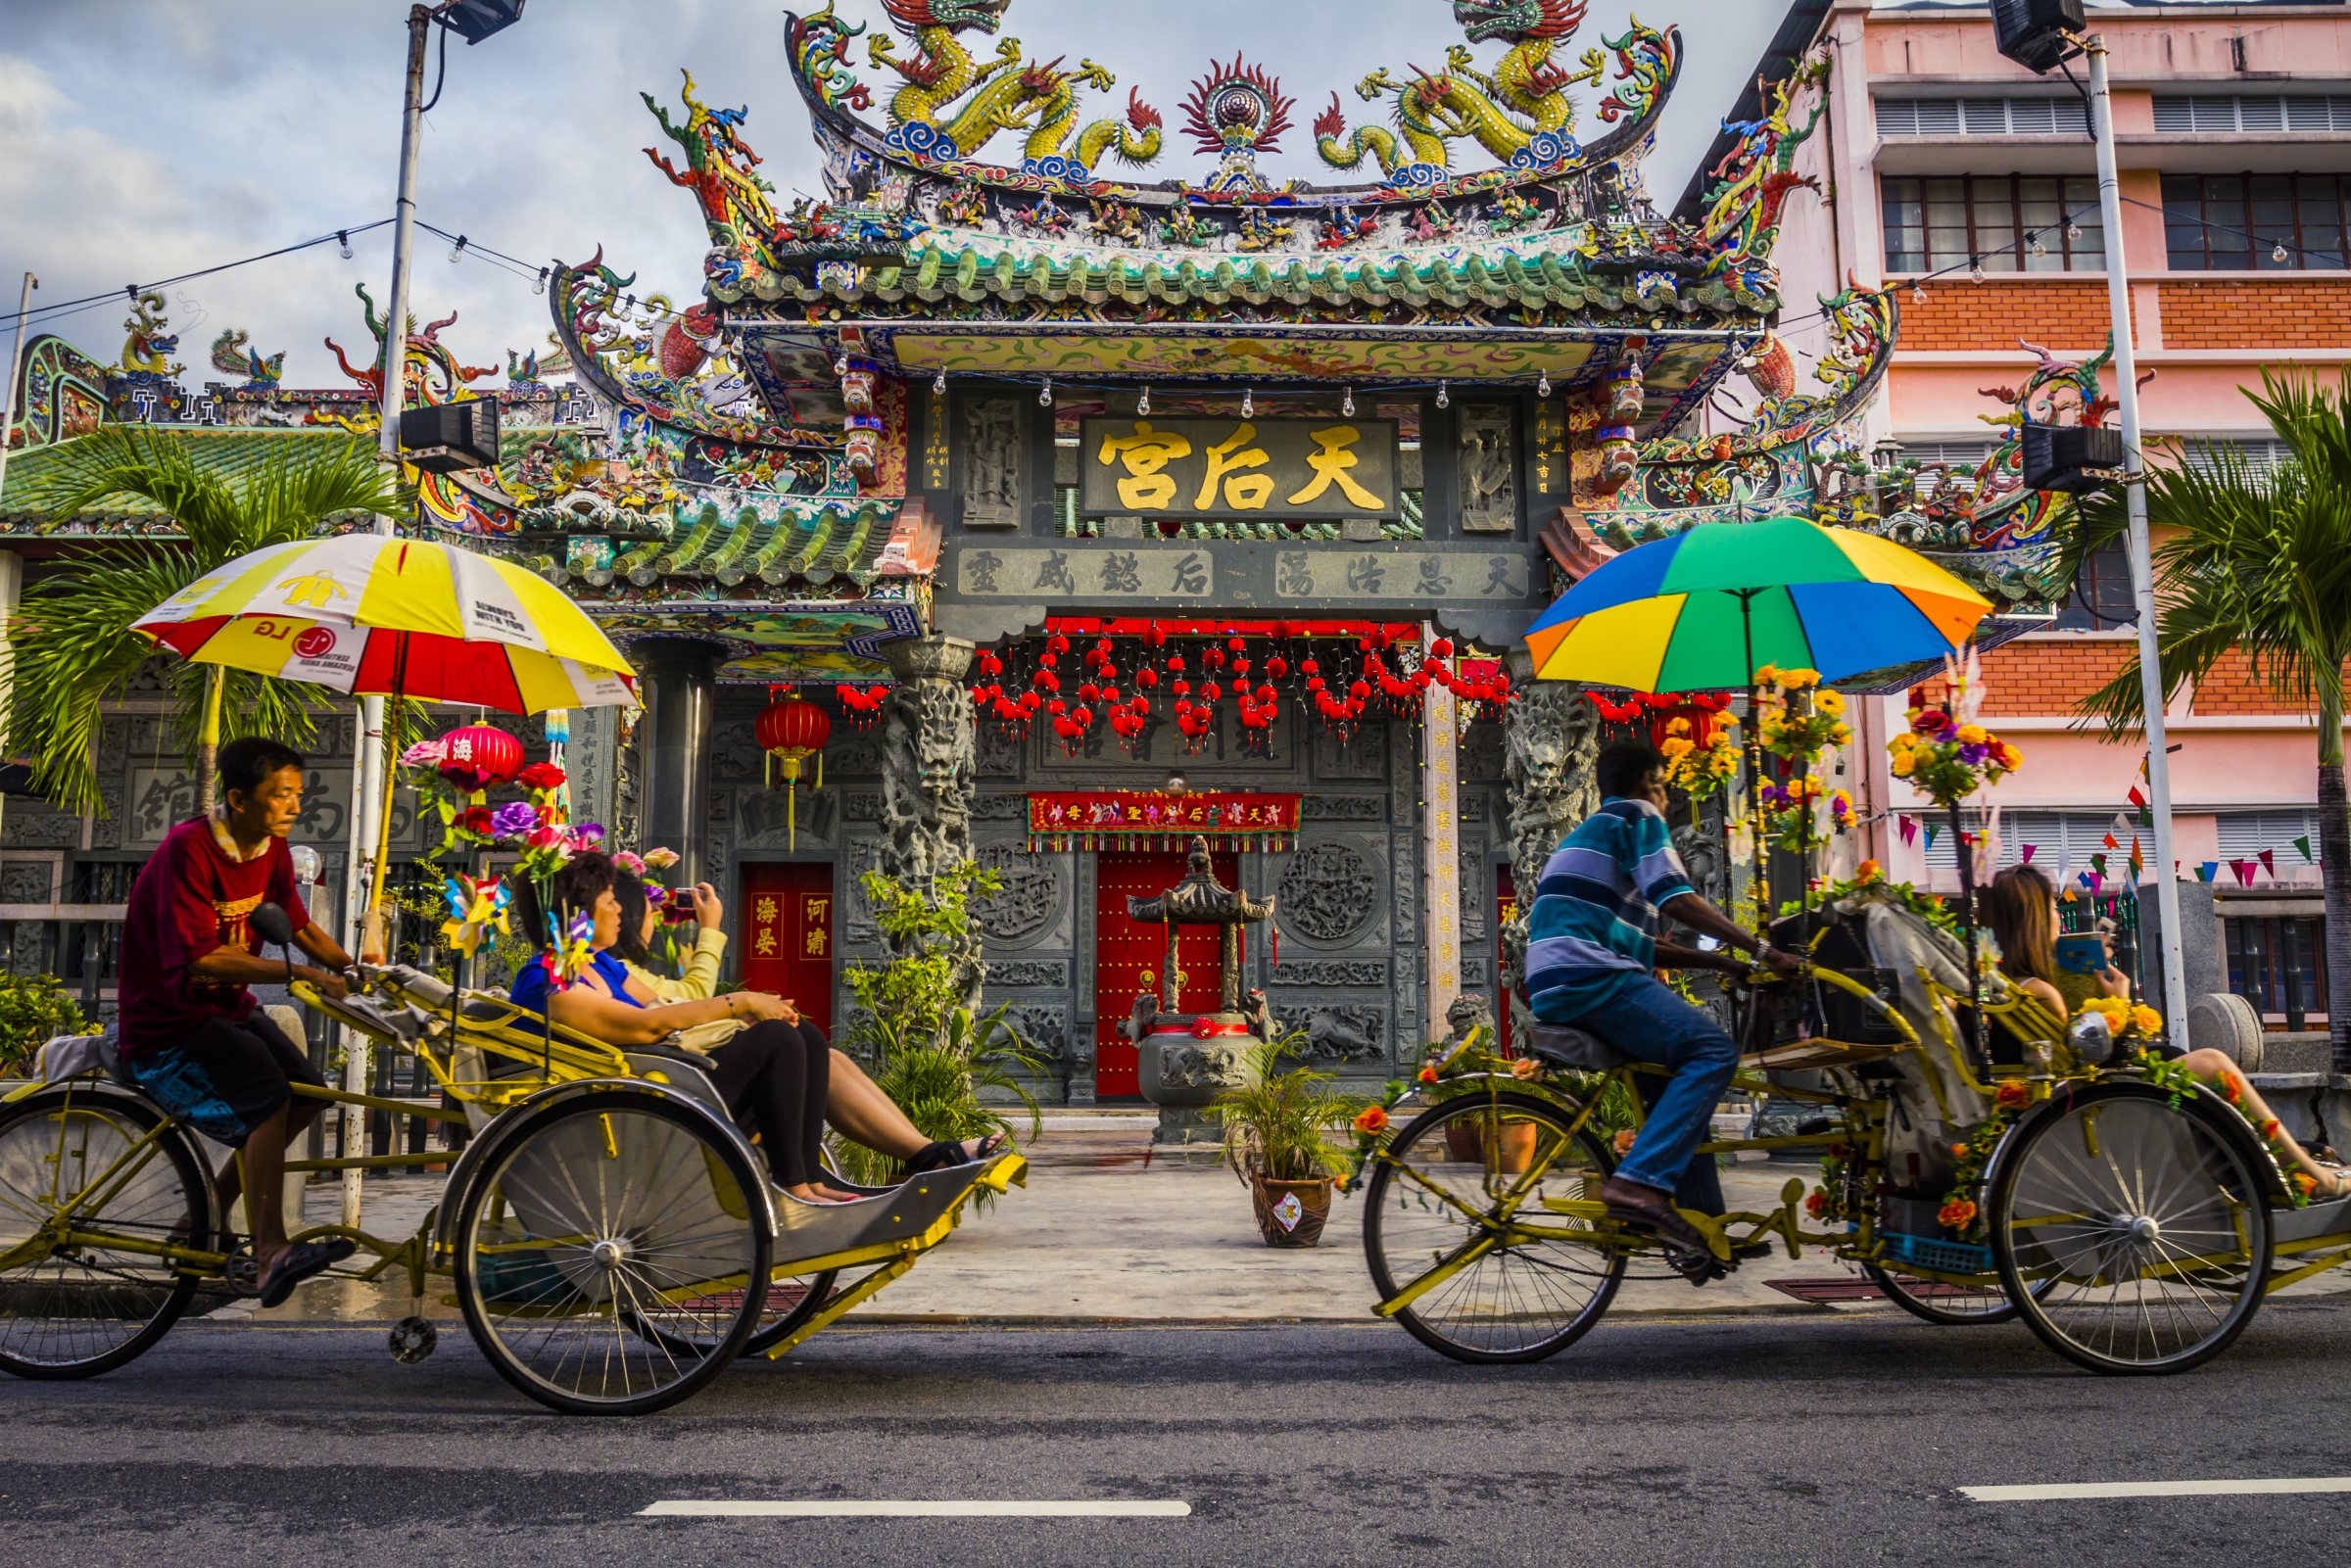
[1028,790,1300,851]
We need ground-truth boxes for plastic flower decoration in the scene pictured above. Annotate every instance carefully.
[1754,665,1850,769]
[401,738,450,769]
[439,873,512,959]
[488,800,542,840]
[612,849,648,878]
[544,908,597,991]
[642,847,682,871]
[1761,777,1829,853]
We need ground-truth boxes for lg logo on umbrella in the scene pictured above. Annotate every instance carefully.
[294,627,337,660]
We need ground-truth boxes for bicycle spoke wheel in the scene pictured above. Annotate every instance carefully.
[1364,1091,1624,1364]
[1991,1085,2272,1375]
[0,1090,208,1380]
[1865,1262,2018,1325]
[628,1263,840,1360]
[456,1093,769,1415]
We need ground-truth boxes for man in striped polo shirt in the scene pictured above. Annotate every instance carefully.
[1525,741,1798,1269]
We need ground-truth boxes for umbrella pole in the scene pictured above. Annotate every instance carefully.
[1740,593,1768,944]
[1952,797,1985,1067]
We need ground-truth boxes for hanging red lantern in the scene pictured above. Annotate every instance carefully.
[754,690,833,849]
[437,725,526,795]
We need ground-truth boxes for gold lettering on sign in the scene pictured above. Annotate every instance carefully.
[1196,422,1275,511]
[1286,425,1386,510]
[1095,421,1194,510]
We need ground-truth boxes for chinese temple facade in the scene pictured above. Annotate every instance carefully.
[0,2,2054,1099]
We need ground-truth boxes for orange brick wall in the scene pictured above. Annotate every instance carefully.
[1896,279,2129,354]
[2157,278,2351,351]
[2186,650,2347,717]
[1976,641,2134,717]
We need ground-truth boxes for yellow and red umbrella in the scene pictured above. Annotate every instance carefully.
[132,534,636,713]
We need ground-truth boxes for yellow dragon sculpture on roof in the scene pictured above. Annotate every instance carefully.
[864,0,1164,171]
[1317,0,1607,177]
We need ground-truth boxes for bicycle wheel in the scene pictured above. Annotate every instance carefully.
[1990,1082,2273,1375]
[629,1262,840,1360]
[0,1088,210,1380]
[1865,1262,2018,1325]
[1363,1091,1625,1364]
[455,1091,770,1415]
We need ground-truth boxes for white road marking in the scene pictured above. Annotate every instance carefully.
[639,1499,1193,1519]
[1962,1478,2351,1502]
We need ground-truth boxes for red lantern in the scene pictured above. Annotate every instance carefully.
[438,726,525,795]
[754,691,832,848]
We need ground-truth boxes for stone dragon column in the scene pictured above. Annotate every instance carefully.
[1501,648,1600,1016]
[879,634,982,1003]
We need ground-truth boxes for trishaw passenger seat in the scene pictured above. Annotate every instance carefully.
[1521,1021,1629,1071]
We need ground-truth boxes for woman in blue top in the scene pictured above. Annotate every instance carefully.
[512,852,855,1203]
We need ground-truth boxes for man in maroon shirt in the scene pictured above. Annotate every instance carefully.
[120,736,360,1307]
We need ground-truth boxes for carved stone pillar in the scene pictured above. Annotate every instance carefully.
[1420,662,1463,1039]
[636,639,723,888]
[879,635,981,996]
[1501,648,1600,1006]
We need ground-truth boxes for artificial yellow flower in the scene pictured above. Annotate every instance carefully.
[1956,724,1989,745]
[1660,736,1696,761]
[1783,668,1820,689]
[1889,732,1916,752]
[1754,663,1781,685]
[1665,717,1691,737]
[2133,1004,2163,1035]
[1815,689,1847,716]
[1891,753,1916,779]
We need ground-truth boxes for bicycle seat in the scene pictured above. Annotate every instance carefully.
[1520,1022,1628,1071]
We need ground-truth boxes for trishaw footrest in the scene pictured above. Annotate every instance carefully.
[1881,1230,1991,1276]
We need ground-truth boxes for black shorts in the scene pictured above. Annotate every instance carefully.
[123,1012,325,1147]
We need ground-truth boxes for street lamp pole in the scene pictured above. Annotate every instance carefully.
[2086,33,2191,1043]
[340,3,433,1226]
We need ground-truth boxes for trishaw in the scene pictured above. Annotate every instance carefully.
[0,937,1021,1416]
[1356,889,2349,1375]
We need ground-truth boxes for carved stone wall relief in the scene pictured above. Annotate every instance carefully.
[1458,404,1520,533]
[959,395,1024,529]
[1276,841,1379,943]
[972,840,1064,945]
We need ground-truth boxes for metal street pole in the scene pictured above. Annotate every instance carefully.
[342,4,432,1226]
[2086,34,2191,1044]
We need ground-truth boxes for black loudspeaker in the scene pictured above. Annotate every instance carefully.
[2019,423,2126,495]
[1991,0,2087,74]
[396,397,503,473]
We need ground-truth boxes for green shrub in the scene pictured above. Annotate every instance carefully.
[0,974,93,1077]
[1211,1036,1364,1184]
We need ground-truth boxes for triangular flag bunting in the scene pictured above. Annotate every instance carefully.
[1898,814,1919,847]
[1925,825,1940,851]
[2231,859,2255,886]
[2130,836,2144,877]
[2103,832,2120,851]
[2296,834,2315,863]
[2020,843,2038,863]
[2128,784,2147,810]
[2259,848,2277,877]
[2198,861,2218,882]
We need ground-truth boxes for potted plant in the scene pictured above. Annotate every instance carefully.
[1211,1037,1363,1248]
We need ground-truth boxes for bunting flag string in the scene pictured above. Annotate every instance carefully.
[2199,861,2219,882]
[2297,834,2317,863]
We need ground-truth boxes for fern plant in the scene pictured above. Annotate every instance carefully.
[1211,1036,1364,1185]
[830,1002,1044,1194]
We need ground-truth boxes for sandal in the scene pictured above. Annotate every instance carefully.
[255,1238,357,1309]
[904,1132,1009,1174]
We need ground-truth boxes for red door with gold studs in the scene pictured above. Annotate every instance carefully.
[1093,849,1239,1100]
[740,863,835,1037]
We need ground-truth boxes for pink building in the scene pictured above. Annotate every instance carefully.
[1744,0,2351,1024]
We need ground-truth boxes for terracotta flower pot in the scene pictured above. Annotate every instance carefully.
[1443,1121,1483,1164]
[1251,1173,1333,1248]
[1490,1119,1539,1175]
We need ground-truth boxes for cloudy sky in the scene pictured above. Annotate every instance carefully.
[1,0,1793,389]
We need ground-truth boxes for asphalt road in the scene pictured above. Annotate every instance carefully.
[6,1304,2351,1566]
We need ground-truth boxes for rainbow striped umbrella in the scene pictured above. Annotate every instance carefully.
[1522,516,1992,692]
[131,534,636,713]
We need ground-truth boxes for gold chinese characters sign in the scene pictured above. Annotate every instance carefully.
[1080,417,1402,522]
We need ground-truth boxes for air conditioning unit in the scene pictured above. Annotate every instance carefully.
[1991,0,2087,74]
[397,397,503,473]
[2019,422,2124,494]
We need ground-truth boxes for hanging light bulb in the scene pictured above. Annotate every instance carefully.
[336,230,353,261]
[1537,369,1552,399]
[1436,380,1450,409]
[2029,232,2047,260]
[2274,242,2292,263]
[1136,385,1151,416]
[1969,258,1986,284]
[1911,282,1927,305]
[533,266,550,296]
[834,355,850,377]
[447,234,468,264]
[1039,377,1054,407]
[1341,385,1355,418]
[1241,387,1254,419]
[2067,220,2084,243]
[933,368,947,395]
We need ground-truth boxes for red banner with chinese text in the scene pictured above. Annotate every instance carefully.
[1028,790,1299,852]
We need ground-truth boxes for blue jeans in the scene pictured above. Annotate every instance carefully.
[1571,974,1736,1214]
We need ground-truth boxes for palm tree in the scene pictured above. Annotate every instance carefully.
[9,427,407,815]
[2064,368,2351,1067]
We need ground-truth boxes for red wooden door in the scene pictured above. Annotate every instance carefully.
[1093,849,1239,1099]
[740,863,835,1037]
